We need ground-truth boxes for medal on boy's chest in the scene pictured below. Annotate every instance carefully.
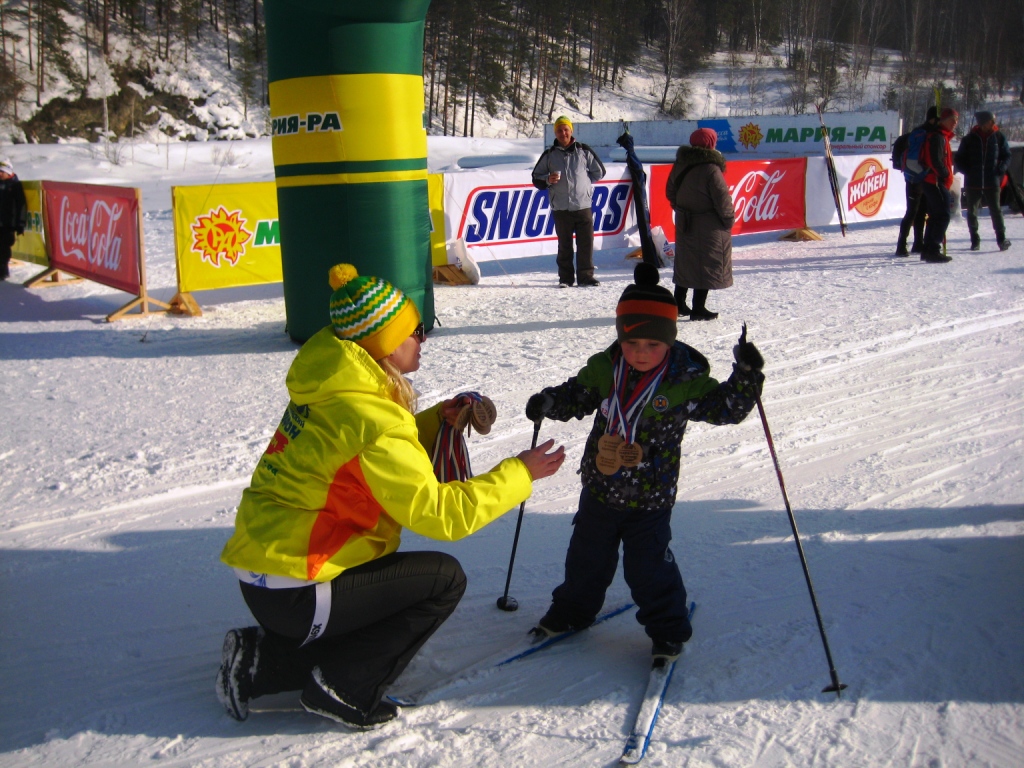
[596,434,624,475]
[597,354,667,475]
[617,440,643,468]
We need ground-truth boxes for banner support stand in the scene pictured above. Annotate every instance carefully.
[105,189,172,322]
[23,268,85,288]
[779,228,824,241]
[168,291,203,316]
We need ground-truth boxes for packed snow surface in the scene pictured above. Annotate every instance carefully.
[0,138,1022,767]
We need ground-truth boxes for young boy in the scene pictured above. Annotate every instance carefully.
[525,262,765,660]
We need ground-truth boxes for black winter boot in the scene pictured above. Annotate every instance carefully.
[300,667,400,730]
[651,638,683,662]
[894,242,909,256]
[689,289,718,321]
[673,285,690,316]
[216,627,261,721]
[970,233,981,251]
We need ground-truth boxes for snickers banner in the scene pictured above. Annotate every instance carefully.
[444,164,637,260]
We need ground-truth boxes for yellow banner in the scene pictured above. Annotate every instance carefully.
[269,74,426,167]
[173,182,283,293]
[428,173,446,266]
[12,181,48,266]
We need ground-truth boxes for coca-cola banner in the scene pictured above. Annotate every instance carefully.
[42,181,142,295]
[649,157,807,241]
[805,155,907,227]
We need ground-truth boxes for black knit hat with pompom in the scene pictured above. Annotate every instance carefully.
[615,262,678,345]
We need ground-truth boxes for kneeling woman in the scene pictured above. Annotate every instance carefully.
[218,264,565,729]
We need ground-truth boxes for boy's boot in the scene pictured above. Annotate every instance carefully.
[651,638,683,664]
[970,232,981,251]
[894,241,909,256]
[997,232,1011,251]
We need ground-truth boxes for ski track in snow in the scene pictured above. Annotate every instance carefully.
[1,143,1023,766]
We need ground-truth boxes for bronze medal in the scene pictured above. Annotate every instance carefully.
[470,397,497,434]
[617,442,643,467]
[454,403,472,432]
[596,434,624,475]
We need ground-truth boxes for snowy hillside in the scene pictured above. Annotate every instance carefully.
[2,0,1024,146]
[0,136,1022,766]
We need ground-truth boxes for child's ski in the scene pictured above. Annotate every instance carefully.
[389,602,635,707]
[620,602,697,764]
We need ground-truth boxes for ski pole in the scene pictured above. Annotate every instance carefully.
[496,419,541,612]
[754,393,847,698]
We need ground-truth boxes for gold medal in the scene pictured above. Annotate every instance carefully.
[617,442,643,467]
[470,397,497,434]
[597,434,624,475]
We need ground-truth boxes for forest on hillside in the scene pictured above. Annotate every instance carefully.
[1,0,1022,142]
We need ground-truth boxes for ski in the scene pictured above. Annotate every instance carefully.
[620,601,697,764]
[388,602,634,707]
[815,105,847,237]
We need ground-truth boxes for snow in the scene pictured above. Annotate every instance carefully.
[1,137,1023,768]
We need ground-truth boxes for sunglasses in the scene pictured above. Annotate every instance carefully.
[413,323,426,342]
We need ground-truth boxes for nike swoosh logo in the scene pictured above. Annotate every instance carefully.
[623,321,649,332]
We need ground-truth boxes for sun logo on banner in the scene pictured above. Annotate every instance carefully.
[191,206,253,267]
[738,123,764,150]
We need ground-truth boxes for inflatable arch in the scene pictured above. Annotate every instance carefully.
[265,0,434,343]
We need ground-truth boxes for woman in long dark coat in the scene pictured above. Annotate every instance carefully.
[665,128,734,321]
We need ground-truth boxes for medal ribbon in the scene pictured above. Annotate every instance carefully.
[432,392,488,482]
[605,353,669,444]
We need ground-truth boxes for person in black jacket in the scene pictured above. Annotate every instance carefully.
[0,158,28,280]
[919,108,959,263]
[954,111,1012,251]
[894,106,937,256]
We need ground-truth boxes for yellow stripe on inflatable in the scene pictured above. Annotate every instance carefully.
[270,74,426,167]
[275,170,428,188]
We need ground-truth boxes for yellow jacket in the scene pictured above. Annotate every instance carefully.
[221,326,532,582]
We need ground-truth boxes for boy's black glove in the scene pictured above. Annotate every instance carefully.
[733,323,764,372]
[525,392,554,423]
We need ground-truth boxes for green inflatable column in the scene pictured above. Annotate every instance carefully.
[265,0,434,343]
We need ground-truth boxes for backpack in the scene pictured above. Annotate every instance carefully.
[891,133,909,170]
[900,128,929,183]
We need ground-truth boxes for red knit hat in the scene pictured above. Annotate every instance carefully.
[939,107,959,121]
[689,128,718,150]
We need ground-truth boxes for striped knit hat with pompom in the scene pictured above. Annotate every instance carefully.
[328,264,421,360]
[616,262,678,346]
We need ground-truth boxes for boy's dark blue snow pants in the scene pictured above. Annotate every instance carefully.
[549,488,693,644]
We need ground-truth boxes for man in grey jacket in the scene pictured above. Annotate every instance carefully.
[532,116,606,287]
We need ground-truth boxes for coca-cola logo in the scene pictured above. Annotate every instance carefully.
[731,170,785,223]
[57,195,124,270]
